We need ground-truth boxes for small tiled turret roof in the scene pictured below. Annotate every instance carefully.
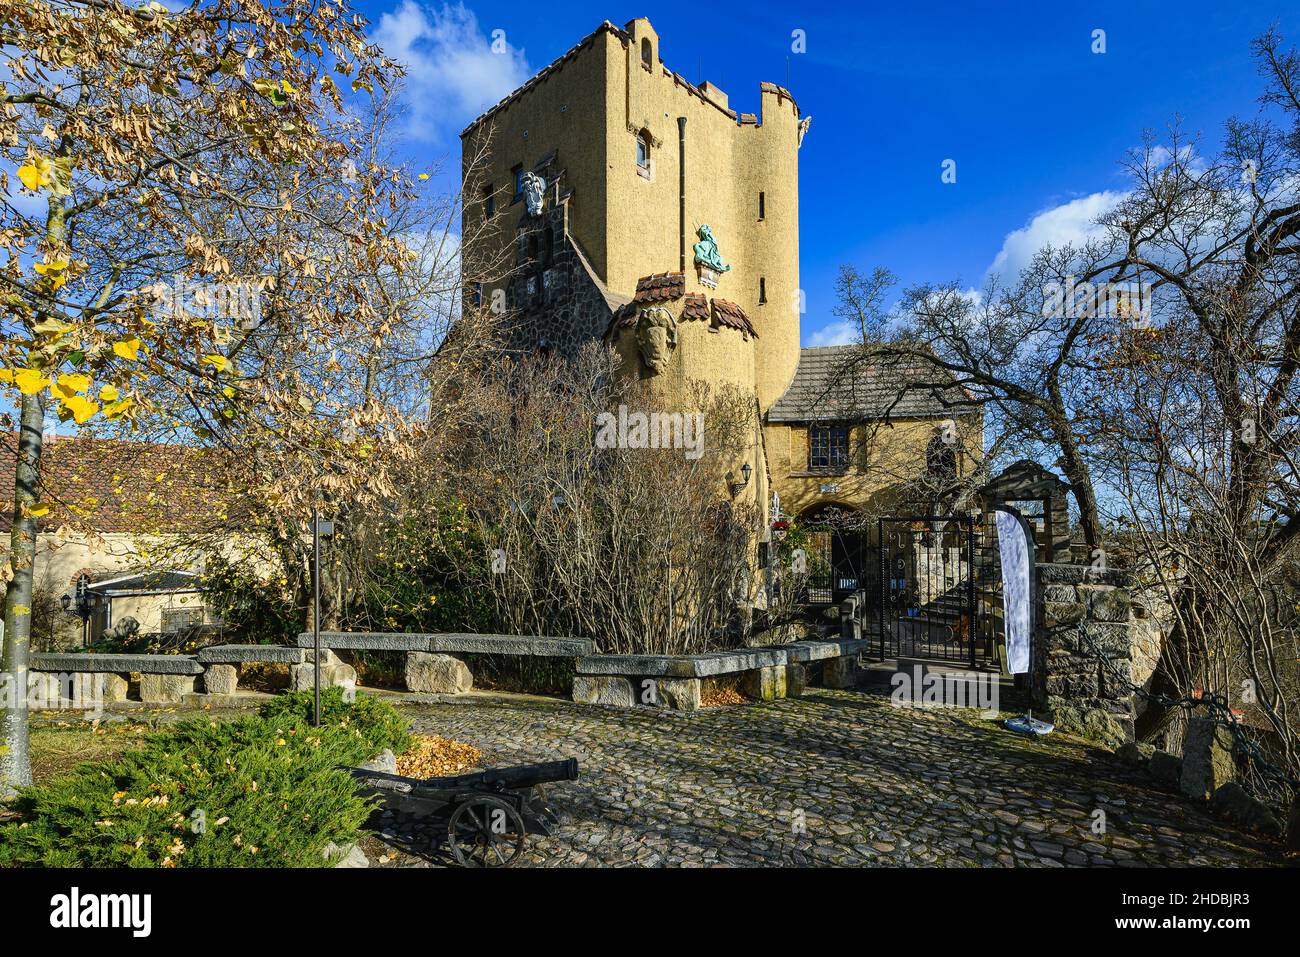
[633,271,685,302]
[711,298,758,338]
[768,346,979,423]
[606,281,757,341]
[681,293,709,322]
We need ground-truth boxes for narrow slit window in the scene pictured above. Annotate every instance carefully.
[759,277,767,303]
[758,191,765,220]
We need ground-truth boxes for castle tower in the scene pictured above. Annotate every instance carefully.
[459,18,804,413]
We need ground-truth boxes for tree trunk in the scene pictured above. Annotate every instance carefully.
[1046,392,1102,551]
[1,391,46,795]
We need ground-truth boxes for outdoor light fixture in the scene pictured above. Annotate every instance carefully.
[729,463,753,497]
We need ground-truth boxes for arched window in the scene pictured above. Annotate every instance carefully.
[641,38,652,70]
[926,432,958,480]
[636,130,651,170]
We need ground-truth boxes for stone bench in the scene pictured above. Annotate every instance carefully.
[30,652,204,705]
[294,632,597,695]
[573,648,792,711]
[770,638,874,690]
[194,644,307,695]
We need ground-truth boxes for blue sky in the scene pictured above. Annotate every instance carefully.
[357,0,1299,346]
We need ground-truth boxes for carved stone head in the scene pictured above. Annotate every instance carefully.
[635,306,677,375]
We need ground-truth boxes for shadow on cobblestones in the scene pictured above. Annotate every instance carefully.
[362,688,1280,868]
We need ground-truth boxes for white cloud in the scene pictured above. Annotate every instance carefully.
[372,1,531,143]
[806,320,858,347]
[986,190,1126,281]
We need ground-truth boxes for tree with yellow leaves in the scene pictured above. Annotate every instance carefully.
[0,0,493,795]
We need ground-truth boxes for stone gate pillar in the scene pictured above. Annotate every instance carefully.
[1032,563,1137,748]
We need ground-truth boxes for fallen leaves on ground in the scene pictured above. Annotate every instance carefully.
[701,683,747,708]
[396,734,482,779]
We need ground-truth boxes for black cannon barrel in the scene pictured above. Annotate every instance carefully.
[417,758,579,792]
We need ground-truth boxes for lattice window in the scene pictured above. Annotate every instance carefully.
[809,425,848,470]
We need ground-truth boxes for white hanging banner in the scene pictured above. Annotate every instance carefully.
[995,507,1034,674]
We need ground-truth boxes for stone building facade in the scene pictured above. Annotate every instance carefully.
[459,18,972,539]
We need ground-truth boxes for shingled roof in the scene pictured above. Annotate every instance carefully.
[768,346,979,423]
[711,298,758,338]
[0,434,234,534]
[633,271,685,303]
[680,293,709,322]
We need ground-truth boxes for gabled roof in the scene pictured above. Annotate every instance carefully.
[88,569,203,595]
[0,433,233,534]
[768,346,979,423]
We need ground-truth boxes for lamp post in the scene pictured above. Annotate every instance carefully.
[61,574,94,649]
[310,508,334,726]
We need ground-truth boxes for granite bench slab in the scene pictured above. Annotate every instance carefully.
[295,632,594,657]
[777,639,874,663]
[31,653,204,675]
[575,648,788,678]
[196,644,306,664]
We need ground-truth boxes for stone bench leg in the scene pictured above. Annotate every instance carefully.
[572,675,635,706]
[202,664,239,695]
[821,656,859,689]
[653,677,701,711]
[29,672,128,708]
[785,664,807,698]
[404,652,473,694]
[741,665,787,701]
[140,673,196,704]
[290,649,356,702]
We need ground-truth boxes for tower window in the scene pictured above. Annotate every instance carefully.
[641,38,653,71]
[809,425,849,471]
[473,282,483,308]
[511,164,524,202]
[758,191,765,220]
[636,131,651,171]
[759,277,767,303]
[483,184,495,219]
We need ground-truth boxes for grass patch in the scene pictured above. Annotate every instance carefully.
[28,719,154,786]
[1,689,410,868]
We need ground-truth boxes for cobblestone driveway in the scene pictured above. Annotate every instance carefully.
[361,688,1277,867]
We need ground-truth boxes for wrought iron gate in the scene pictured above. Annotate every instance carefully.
[877,515,995,667]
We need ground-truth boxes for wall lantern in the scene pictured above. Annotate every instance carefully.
[729,463,753,498]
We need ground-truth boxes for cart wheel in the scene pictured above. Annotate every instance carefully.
[447,796,525,868]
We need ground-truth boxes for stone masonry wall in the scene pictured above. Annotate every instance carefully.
[1033,563,1138,748]
[506,193,618,358]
